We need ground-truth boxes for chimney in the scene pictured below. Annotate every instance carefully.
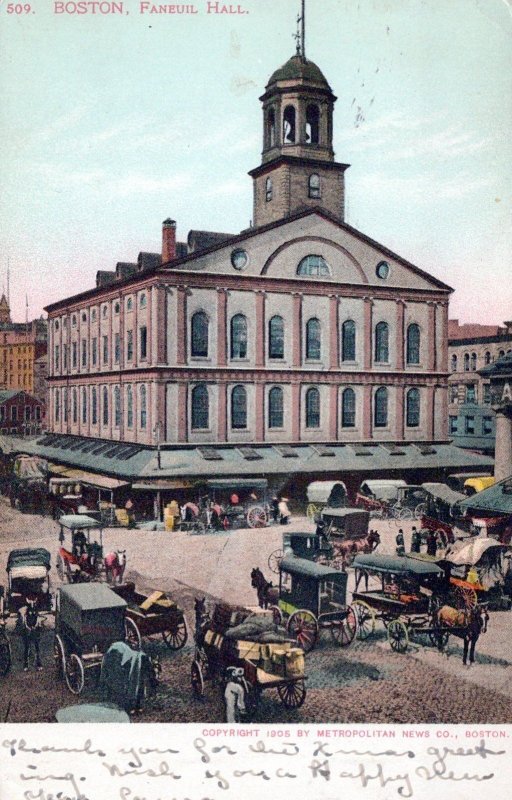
[162,218,176,263]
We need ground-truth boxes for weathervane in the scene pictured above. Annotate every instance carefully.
[293,0,306,60]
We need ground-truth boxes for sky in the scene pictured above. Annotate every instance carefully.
[0,0,511,324]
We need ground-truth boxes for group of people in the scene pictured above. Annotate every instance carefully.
[396,526,445,557]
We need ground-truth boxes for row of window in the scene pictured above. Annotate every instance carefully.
[190,384,422,431]
[53,294,147,331]
[54,327,147,371]
[191,313,422,365]
[449,415,494,436]
[265,174,320,203]
[54,385,147,429]
[449,383,491,405]
[451,349,511,372]
[266,103,322,148]
[0,405,41,423]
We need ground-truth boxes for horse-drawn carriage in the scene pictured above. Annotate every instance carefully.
[351,552,489,661]
[355,479,426,520]
[419,483,469,547]
[305,480,348,522]
[112,582,188,651]
[267,530,333,574]
[204,478,270,530]
[3,548,53,614]
[8,455,49,514]
[192,600,307,714]
[56,514,126,584]
[441,537,512,611]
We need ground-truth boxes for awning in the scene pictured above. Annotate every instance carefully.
[49,465,128,491]
[422,482,466,505]
[132,480,197,491]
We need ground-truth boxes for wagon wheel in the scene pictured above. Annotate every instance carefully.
[53,633,66,676]
[268,548,284,574]
[247,505,268,529]
[191,659,205,698]
[451,585,478,611]
[287,609,318,653]
[162,617,188,650]
[352,599,376,640]
[65,654,85,695]
[414,502,427,520]
[387,620,409,653]
[56,553,65,582]
[398,507,413,521]
[306,503,319,522]
[277,679,306,709]
[125,617,142,650]
[269,604,283,626]
[330,605,358,647]
[0,632,12,676]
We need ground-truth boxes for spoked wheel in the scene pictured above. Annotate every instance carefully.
[414,502,427,520]
[268,549,284,574]
[56,553,65,582]
[269,604,283,626]
[125,617,142,650]
[277,679,306,709]
[330,605,357,647]
[352,600,376,640]
[0,632,12,676]
[54,633,66,676]
[247,505,268,529]
[306,503,319,522]
[387,620,409,653]
[65,653,85,695]
[450,585,478,611]
[398,507,413,521]
[191,659,205,698]
[287,609,318,653]
[162,617,188,650]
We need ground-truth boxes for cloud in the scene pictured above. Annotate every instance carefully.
[357,170,492,204]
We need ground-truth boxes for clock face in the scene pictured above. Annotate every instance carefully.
[231,249,248,271]
[376,260,390,279]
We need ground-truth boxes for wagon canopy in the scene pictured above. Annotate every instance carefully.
[306,481,347,505]
[421,483,466,506]
[359,479,406,501]
[353,552,445,576]
[13,455,48,481]
[7,548,51,572]
[443,537,508,567]
[205,478,268,490]
[280,555,344,580]
[58,514,103,530]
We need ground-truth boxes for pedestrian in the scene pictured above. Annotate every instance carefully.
[224,666,246,722]
[410,526,421,554]
[18,596,43,672]
[395,528,405,556]
[426,530,437,557]
[271,496,279,523]
[278,497,291,525]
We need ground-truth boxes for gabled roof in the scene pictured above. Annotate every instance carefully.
[0,390,24,403]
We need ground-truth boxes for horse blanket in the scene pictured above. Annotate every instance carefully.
[99,641,152,711]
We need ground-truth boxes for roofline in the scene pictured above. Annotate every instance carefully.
[449,334,512,346]
[248,155,350,178]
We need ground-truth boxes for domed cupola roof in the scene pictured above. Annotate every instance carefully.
[266,54,332,91]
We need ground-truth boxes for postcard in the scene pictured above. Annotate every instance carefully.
[1,0,511,797]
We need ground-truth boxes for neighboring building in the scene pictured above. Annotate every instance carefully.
[31,45,493,493]
[448,320,512,453]
[33,353,48,407]
[0,294,48,401]
[480,354,512,481]
[0,390,44,434]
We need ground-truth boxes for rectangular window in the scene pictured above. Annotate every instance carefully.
[449,384,458,404]
[482,416,493,435]
[81,339,87,367]
[72,341,77,368]
[11,406,17,422]
[483,384,491,404]
[54,345,59,371]
[114,332,121,364]
[127,330,133,361]
[35,406,41,421]
[103,335,108,365]
[24,406,31,421]
[63,344,68,370]
[466,384,476,404]
[91,337,97,366]
[449,415,458,434]
[465,416,475,435]
[140,326,147,360]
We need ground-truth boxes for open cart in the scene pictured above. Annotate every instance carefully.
[112,582,189,650]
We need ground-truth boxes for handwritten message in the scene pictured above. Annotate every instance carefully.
[1,724,510,800]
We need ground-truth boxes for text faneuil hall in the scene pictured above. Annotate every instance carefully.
[54,2,249,13]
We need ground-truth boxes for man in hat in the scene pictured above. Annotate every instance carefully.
[224,666,246,723]
[410,526,421,554]
[18,596,43,672]
[395,529,405,556]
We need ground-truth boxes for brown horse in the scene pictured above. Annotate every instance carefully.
[250,568,279,609]
[333,529,381,568]
[436,604,489,665]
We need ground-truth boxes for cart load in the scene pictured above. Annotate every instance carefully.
[441,537,512,610]
[5,548,52,613]
[112,582,188,650]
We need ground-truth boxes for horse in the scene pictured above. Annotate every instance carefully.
[332,529,381,569]
[104,550,127,584]
[250,567,279,609]
[435,604,489,665]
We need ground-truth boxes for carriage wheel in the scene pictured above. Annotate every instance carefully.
[56,554,65,582]
[54,633,66,676]
[269,605,283,626]
[162,618,188,650]
[352,600,376,640]
[191,659,205,698]
[330,605,357,647]
[414,502,427,520]
[287,609,318,653]
[125,617,142,650]
[428,629,450,650]
[247,505,268,529]
[306,503,319,522]
[398,507,413,521]
[65,654,85,695]
[451,585,478,611]
[387,620,409,653]
[0,632,12,676]
[268,549,284,574]
[277,679,306,709]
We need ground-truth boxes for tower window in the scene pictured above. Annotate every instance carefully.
[297,255,330,277]
[267,108,276,148]
[283,105,296,143]
[265,177,273,202]
[308,173,321,199]
[306,104,320,144]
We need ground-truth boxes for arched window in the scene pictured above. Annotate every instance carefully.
[297,255,330,277]
[126,297,133,312]
[127,385,133,428]
[81,387,87,424]
[139,293,147,309]
[341,388,356,428]
[63,388,68,423]
[406,388,420,427]
[305,387,320,428]
[54,389,60,423]
[375,322,389,363]
[114,386,121,427]
[484,351,491,365]
[265,177,273,202]
[266,107,276,147]
[342,320,356,362]
[268,315,284,359]
[230,314,247,359]
[306,318,321,359]
[499,349,505,358]
[308,173,321,199]
[140,385,147,429]
[191,311,209,358]
[406,324,420,364]
[451,353,458,372]
[102,386,109,426]
[231,385,247,429]
[268,386,283,429]
[470,352,477,371]
[374,387,388,428]
[54,320,59,331]
[306,104,320,144]
[464,353,470,371]
[283,105,296,143]
[191,384,209,430]
[91,387,97,425]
